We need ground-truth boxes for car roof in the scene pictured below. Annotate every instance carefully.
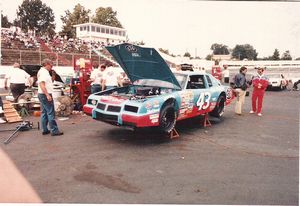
[174,71,207,76]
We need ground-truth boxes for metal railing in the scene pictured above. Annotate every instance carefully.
[1,49,104,66]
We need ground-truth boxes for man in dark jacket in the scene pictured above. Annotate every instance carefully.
[234,66,248,115]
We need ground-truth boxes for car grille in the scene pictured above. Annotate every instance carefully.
[124,105,138,113]
[97,103,106,110]
[95,112,118,122]
[107,105,121,112]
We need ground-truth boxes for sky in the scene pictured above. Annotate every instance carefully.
[1,0,300,58]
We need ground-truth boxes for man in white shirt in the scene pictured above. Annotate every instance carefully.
[90,63,105,93]
[4,62,32,102]
[37,59,63,136]
[102,65,120,91]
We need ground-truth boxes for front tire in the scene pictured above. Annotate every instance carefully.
[159,104,177,133]
[209,95,226,118]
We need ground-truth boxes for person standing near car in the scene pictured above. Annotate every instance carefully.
[4,62,32,102]
[102,64,120,91]
[37,59,63,136]
[250,66,269,116]
[222,64,230,84]
[233,66,248,115]
[90,62,105,94]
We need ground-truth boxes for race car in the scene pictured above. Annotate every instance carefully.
[266,73,288,90]
[83,43,234,133]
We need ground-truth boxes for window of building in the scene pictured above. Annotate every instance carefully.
[80,26,83,31]
[106,28,109,34]
[91,26,95,32]
[97,27,100,32]
[87,26,90,32]
[110,29,114,34]
[101,28,105,33]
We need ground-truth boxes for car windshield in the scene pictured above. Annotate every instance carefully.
[133,79,181,89]
[174,73,188,89]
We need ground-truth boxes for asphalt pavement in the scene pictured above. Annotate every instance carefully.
[0,90,299,204]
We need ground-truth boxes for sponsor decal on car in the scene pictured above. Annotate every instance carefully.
[149,114,159,120]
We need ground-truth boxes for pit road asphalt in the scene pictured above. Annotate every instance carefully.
[0,90,299,204]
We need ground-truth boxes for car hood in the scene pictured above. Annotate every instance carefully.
[106,43,181,90]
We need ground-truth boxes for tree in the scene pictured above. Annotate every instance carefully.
[271,49,280,60]
[210,43,230,55]
[15,0,55,35]
[92,7,123,28]
[232,44,258,60]
[296,57,300,60]
[159,48,170,55]
[1,14,12,28]
[60,4,91,38]
[281,50,292,60]
[205,54,213,60]
[183,52,191,58]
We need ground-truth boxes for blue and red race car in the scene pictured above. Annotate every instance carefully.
[83,43,234,133]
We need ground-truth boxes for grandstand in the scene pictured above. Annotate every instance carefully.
[1,27,118,67]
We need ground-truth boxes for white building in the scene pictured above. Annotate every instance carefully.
[74,23,127,44]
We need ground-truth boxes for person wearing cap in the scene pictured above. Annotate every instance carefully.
[4,62,32,102]
[37,59,63,136]
[233,66,248,115]
[250,66,269,116]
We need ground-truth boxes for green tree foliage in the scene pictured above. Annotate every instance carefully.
[210,43,229,55]
[271,49,280,60]
[159,48,170,55]
[92,7,123,28]
[1,14,12,28]
[60,4,91,38]
[205,54,213,60]
[232,44,258,60]
[281,50,292,60]
[15,0,55,35]
[183,52,191,58]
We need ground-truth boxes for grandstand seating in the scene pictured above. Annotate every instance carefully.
[1,28,117,67]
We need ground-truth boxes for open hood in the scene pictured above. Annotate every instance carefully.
[106,43,181,90]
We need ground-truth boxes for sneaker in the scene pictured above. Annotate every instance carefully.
[51,131,64,136]
[0,107,3,114]
[249,110,255,114]
[0,118,6,124]
[42,131,50,135]
[257,113,262,116]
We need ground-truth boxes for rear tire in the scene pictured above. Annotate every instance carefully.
[159,104,176,133]
[209,95,226,118]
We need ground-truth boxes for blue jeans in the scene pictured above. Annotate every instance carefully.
[38,93,60,134]
[91,84,101,94]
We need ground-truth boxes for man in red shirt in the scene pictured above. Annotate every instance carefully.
[250,66,269,116]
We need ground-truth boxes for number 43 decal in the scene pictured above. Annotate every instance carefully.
[197,92,211,110]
